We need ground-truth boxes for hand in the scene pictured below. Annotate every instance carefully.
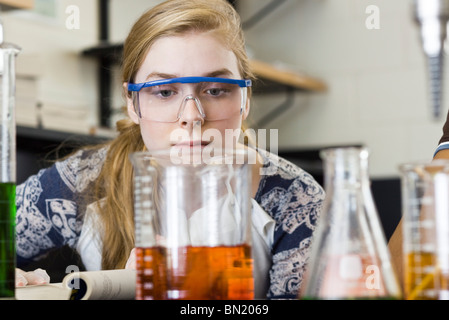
[15,268,50,287]
[125,248,136,270]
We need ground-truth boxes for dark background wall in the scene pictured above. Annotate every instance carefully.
[278,149,402,241]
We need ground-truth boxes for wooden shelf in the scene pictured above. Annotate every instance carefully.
[250,59,326,93]
[0,0,33,10]
[17,125,113,144]
[82,42,122,62]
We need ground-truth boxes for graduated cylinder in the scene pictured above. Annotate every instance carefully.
[0,41,20,299]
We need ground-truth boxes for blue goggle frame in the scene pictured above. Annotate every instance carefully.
[127,76,252,92]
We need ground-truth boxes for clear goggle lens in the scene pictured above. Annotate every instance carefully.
[129,78,251,123]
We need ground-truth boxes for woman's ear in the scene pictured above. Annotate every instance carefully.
[124,82,139,124]
[242,98,250,120]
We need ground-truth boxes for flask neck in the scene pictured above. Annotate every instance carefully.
[321,147,370,191]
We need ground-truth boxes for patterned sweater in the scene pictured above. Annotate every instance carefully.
[15,147,324,299]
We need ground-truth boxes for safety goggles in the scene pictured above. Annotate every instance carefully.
[128,77,252,122]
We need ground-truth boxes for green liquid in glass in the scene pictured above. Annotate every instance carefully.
[0,182,15,298]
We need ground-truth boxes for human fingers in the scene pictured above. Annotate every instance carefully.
[15,268,50,287]
[15,268,28,287]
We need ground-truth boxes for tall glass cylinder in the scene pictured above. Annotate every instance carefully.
[400,160,449,300]
[0,42,20,299]
[300,147,401,300]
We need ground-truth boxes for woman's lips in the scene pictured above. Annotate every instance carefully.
[172,140,211,147]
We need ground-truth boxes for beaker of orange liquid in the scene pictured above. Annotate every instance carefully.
[130,148,254,300]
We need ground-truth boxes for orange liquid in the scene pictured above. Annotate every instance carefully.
[135,245,254,300]
[404,252,437,300]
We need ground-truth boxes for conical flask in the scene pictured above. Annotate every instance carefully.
[300,147,401,300]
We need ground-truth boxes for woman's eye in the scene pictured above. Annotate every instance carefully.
[159,89,173,97]
[151,86,177,98]
[207,88,224,96]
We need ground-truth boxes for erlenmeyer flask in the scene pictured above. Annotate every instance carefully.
[300,147,401,300]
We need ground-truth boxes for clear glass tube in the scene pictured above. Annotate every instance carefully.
[400,159,449,300]
[0,41,20,299]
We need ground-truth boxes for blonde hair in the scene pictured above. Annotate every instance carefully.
[93,0,254,269]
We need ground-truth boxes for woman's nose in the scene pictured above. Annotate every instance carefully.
[178,95,205,127]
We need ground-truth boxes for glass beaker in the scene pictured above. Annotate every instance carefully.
[300,147,401,300]
[0,41,20,299]
[130,148,254,300]
[400,160,449,300]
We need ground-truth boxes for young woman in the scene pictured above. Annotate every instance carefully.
[15,0,324,299]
